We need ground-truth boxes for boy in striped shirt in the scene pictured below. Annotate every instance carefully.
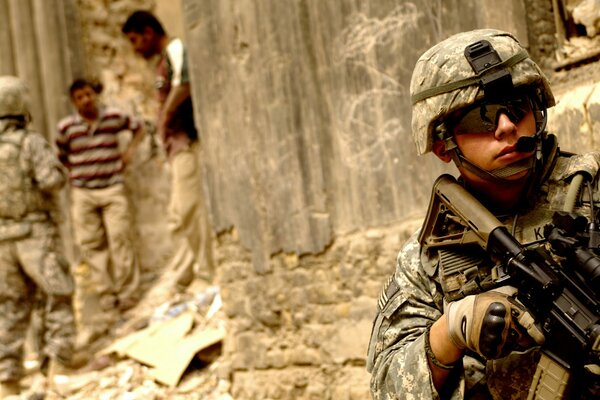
[56,78,143,345]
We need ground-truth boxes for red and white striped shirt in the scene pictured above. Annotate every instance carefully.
[56,107,140,189]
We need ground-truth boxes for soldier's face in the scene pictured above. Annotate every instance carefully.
[453,109,537,182]
[71,86,98,119]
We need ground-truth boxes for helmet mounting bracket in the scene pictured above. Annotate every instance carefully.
[464,40,514,102]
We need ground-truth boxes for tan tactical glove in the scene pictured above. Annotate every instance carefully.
[446,287,545,359]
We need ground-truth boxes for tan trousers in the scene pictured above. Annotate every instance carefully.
[71,183,140,310]
[166,141,214,289]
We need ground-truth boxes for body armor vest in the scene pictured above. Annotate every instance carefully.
[0,129,46,220]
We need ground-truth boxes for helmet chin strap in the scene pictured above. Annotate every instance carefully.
[444,132,543,185]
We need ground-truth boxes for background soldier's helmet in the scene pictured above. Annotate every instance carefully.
[0,75,31,120]
[410,29,555,155]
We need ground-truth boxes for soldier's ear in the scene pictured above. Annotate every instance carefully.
[432,140,452,163]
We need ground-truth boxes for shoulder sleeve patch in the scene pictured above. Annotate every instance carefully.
[378,274,400,311]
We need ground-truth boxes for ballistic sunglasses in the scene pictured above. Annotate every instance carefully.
[450,95,533,136]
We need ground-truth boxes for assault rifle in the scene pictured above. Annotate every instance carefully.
[419,174,600,399]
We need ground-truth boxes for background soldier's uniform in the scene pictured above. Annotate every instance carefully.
[367,148,600,399]
[0,123,75,387]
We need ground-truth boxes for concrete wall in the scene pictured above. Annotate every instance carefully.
[0,0,85,139]
[182,0,529,273]
[548,81,600,153]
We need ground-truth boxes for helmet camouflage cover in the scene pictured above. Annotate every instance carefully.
[0,75,31,120]
[410,29,555,155]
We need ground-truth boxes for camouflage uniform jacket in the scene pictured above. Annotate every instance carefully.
[367,148,600,400]
[0,126,66,240]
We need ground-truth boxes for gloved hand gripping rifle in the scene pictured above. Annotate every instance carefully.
[419,174,600,399]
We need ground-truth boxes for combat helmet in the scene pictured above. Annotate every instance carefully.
[410,30,556,183]
[0,75,31,123]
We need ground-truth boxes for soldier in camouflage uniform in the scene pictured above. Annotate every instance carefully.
[0,76,75,398]
[367,29,599,399]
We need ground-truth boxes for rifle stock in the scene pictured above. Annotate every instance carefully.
[420,174,600,398]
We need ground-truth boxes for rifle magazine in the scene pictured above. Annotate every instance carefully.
[527,353,569,400]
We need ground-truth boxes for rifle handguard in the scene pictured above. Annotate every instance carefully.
[512,302,545,345]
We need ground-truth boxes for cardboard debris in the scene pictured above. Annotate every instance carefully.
[120,312,194,367]
[103,306,225,387]
[148,325,225,386]
[101,312,194,367]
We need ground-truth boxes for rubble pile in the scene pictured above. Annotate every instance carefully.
[12,281,231,400]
